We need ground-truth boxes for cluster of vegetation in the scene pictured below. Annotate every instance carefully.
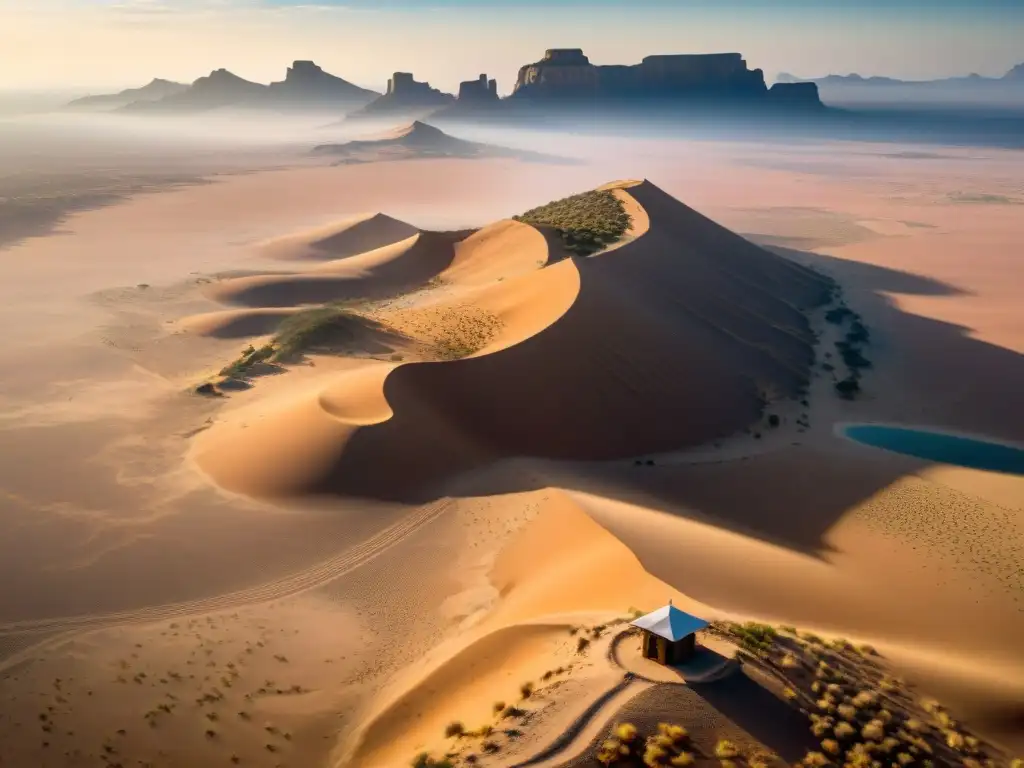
[824,300,872,400]
[217,305,396,380]
[710,622,1020,768]
[596,722,765,768]
[409,659,581,768]
[514,189,632,256]
[718,621,779,655]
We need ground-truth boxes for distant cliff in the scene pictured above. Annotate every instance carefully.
[66,79,188,111]
[263,61,378,109]
[347,72,454,120]
[777,63,1024,88]
[507,49,821,108]
[121,69,267,112]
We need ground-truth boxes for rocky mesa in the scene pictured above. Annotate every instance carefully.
[346,72,455,121]
[509,48,822,107]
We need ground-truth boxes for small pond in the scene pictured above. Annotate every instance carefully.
[841,424,1024,476]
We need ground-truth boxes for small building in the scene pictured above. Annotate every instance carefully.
[630,601,709,665]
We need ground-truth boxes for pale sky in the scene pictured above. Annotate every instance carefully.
[1,0,1022,93]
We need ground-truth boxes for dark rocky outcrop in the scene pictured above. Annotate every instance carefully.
[66,78,188,111]
[509,49,800,105]
[263,60,378,109]
[346,72,454,120]
[430,73,501,120]
[457,74,498,103]
[766,82,824,108]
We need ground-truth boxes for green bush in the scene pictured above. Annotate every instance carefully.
[514,189,632,257]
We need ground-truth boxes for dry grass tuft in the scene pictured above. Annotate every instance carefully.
[714,739,739,759]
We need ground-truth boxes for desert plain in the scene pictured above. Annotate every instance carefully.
[0,118,1022,768]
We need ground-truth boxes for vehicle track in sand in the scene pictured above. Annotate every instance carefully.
[0,499,454,668]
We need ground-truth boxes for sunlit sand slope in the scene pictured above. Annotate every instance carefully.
[205,230,468,308]
[258,213,419,262]
[195,180,831,501]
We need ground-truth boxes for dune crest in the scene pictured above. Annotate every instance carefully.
[193,180,831,502]
[258,213,420,262]
[204,230,469,309]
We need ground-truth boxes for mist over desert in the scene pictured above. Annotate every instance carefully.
[1,33,1023,768]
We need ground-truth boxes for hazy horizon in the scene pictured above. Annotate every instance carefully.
[1,0,1021,95]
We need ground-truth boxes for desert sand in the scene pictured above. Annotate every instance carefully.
[0,129,1022,768]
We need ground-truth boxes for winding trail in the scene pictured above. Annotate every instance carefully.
[509,673,650,768]
[0,499,454,669]
[508,629,740,768]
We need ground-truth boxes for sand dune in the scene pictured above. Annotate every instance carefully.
[4,138,1024,768]
[205,230,469,308]
[341,491,688,768]
[312,121,565,166]
[176,306,304,338]
[258,213,420,262]
[194,180,832,501]
[440,219,551,286]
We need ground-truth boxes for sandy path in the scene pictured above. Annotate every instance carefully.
[0,499,452,650]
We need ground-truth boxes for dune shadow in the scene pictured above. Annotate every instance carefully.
[764,244,973,298]
[273,236,1024,573]
[688,669,819,762]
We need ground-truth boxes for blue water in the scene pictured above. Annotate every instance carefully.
[843,424,1024,475]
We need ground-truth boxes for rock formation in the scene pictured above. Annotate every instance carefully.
[1004,63,1024,81]
[121,69,267,112]
[509,48,821,108]
[347,73,454,120]
[264,60,378,109]
[66,78,189,111]
[311,121,567,165]
[457,74,498,103]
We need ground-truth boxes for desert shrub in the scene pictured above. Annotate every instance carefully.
[835,376,861,399]
[444,721,464,738]
[615,723,639,743]
[412,754,454,768]
[802,751,831,767]
[851,691,877,709]
[836,705,857,723]
[945,730,966,750]
[835,341,871,369]
[767,414,780,427]
[825,307,853,324]
[644,744,668,766]
[519,681,534,699]
[714,739,739,759]
[576,636,591,654]
[272,306,372,361]
[657,723,689,745]
[862,719,885,740]
[501,705,525,719]
[669,753,694,766]
[220,343,275,377]
[821,739,840,755]
[834,722,856,740]
[492,701,505,715]
[847,320,870,343]
[514,189,632,257]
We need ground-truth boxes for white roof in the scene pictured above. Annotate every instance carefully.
[630,603,708,641]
